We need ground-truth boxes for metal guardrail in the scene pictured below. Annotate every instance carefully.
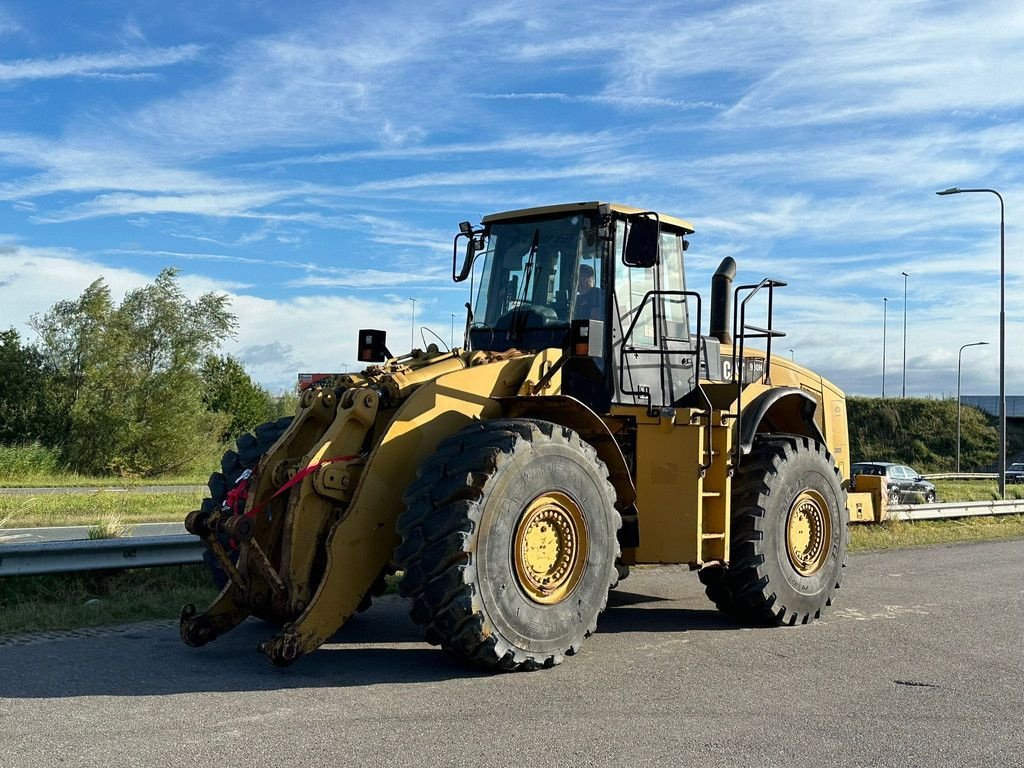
[0,535,204,577]
[921,473,997,480]
[1,499,1021,577]
[887,498,1024,521]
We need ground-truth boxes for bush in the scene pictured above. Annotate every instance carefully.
[0,443,65,481]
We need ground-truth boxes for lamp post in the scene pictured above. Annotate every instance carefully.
[409,297,417,350]
[901,272,909,397]
[451,313,456,348]
[957,341,988,473]
[882,297,888,397]
[788,348,794,361]
[937,187,1006,497]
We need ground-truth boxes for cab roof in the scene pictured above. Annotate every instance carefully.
[481,201,695,234]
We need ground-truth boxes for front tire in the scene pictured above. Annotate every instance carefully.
[395,419,621,671]
[703,435,848,625]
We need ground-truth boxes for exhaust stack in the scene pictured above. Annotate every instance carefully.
[710,257,737,345]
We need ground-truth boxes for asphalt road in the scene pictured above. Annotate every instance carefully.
[1,539,1021,768]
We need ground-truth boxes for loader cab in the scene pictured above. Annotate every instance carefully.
[460,202,704,413]
[464,207,605,354]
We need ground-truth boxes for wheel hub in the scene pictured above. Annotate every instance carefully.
[513,492,588,605]
[785,490,832,576]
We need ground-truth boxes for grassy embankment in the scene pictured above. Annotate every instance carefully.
[0,491,202,530]
[0,443,208,488]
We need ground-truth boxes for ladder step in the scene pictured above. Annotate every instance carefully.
[701,532,726,540]
[701,491,721,498]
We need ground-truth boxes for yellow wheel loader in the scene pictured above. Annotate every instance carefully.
[181,202,876,670]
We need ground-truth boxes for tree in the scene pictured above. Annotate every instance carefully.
[0,328,63,443]
[202,354,277,440]
[30,268,237,476]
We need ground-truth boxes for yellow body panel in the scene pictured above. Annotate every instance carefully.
[618,405,733,565]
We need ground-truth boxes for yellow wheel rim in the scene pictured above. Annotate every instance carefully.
[513,492,589,605]
[785,490,832,577]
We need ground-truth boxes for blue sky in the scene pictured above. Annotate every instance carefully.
[0,0,1022,396]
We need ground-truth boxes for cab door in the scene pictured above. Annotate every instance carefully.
[611,221,695,407]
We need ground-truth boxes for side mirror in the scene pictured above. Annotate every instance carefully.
[623,213,660,268]
[453,226,485,283]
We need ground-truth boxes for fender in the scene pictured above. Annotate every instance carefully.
[498,394,636,512]
[739,387,824,454]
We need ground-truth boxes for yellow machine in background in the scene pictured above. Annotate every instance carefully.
[182,202,878,670]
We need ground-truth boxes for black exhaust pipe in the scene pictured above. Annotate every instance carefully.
[710,257,737,344]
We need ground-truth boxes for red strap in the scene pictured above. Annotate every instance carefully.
[245,455,358,519]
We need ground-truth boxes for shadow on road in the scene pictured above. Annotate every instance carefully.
[0,588,740,699]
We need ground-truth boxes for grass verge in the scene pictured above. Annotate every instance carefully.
[0,566,218,636]
[848,514,1024,551]
[0,491,202,529]
[932,479,1024,502]
[2,516,1021,637]
[0,473,208,488]
[0,442,216,487]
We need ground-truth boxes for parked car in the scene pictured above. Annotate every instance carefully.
[1006,463,1024,484]
[849,462,937,504]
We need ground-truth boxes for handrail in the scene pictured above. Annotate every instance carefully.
[618,290,702,411]
[730,279,787,468]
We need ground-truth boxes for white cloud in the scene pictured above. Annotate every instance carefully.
[0,8,23,38]
[0,44,202,83]
[0,245,447,391]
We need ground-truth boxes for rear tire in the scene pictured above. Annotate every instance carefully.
[703,435,848,625]
[396,419,620,671]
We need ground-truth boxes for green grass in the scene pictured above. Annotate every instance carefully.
[932,479,1024,502]
[0,490,202,529]
[0,442,214,487]
[0,472,208,488]
[0,565,218,635]
[849,514,1024,551]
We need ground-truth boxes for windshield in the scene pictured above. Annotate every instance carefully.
[469,212,601,351]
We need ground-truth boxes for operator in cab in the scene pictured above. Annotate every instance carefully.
[575,263,603,320]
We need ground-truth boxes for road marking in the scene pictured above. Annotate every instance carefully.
[829,603,935,621]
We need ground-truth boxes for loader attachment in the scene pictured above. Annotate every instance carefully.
[182,348,553,665]
[180,384,382,648]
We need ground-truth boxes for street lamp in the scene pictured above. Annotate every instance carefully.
[409,297,417,350]
[901,272,909,397]
[788,348,794,361]
[451,313,456,348]
[956,341,988,473]
[882,297,888,397]
[937,186,1006,497]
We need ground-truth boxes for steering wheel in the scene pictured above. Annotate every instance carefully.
[495,303,559,330]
